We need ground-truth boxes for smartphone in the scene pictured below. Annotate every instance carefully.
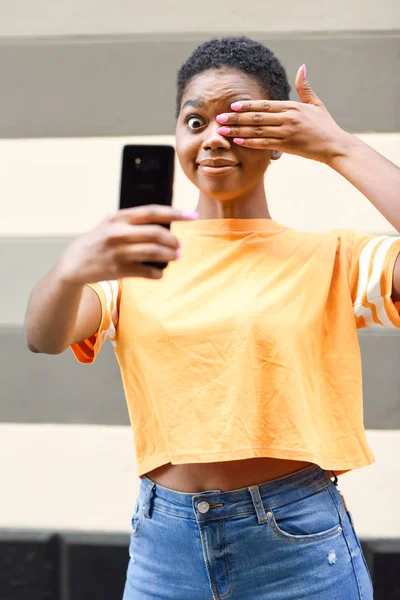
[119,144,175,270]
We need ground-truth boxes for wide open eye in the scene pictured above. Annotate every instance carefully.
[185,115,206,131]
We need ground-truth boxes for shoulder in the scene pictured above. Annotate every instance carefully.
[285,226,351,249]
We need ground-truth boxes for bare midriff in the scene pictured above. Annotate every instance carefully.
[144,457,315,493]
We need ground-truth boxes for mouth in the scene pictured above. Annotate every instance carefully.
[198,165,239,176]
[197,159,240,176]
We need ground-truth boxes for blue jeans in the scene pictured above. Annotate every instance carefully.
[122,464,373,599]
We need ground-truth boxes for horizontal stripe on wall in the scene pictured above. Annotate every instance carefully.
[0,326,399,429]
[1,133,399,236]
[0,1,398,37]
[0,32,399,138]
[0,423,399,537]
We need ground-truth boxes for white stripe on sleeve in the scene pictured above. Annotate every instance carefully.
[367,236,399,327]
[353,236,388,327]
[98,280,117,341]
[109,280,119,326]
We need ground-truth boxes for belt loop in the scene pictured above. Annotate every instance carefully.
[143,481,155,519]
[330,470,338,487]
[249,485,268,524]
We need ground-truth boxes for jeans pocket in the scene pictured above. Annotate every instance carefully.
[266,486,343,544]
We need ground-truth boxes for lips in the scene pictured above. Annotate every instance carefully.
[197,158,239,176]
[198,159,239,167]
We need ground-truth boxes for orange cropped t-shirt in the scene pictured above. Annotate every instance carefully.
[70,219,400,478]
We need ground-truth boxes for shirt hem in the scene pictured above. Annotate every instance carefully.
[136,446,376,478]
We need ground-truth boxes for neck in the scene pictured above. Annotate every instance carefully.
[194,181,271,220]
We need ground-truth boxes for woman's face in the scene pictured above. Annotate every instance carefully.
[176,68,274,202]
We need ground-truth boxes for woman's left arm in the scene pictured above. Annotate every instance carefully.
[328,133,400,240]
[329,134,400,303]
[216,64,400,301]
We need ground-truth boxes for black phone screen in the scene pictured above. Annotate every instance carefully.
[119,144,175,212]
[119,144,175,269]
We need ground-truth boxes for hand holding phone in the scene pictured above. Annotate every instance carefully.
[57,144,196,287]
[119,144,175,270]
[58,204,198,285]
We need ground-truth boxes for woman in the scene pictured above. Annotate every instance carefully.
[24,37,400,599]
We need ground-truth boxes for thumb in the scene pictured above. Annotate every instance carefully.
[295,64,320,105]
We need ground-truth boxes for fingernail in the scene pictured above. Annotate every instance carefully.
[302,63,307,78]
[233,138,245,145]
[217,126,231,135]
[181,211,199,219]
[176,250,182,259]
[231,102,243,111]
[216,114,229,123]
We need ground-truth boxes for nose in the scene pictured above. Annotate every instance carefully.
[202,120,231,151]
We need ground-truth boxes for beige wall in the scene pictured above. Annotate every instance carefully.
[1,133,398,236]
[1,0,399,545]
[1,424,399,538]
[0,0,399,36]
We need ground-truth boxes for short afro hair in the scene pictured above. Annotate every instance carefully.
[176,36,291,117]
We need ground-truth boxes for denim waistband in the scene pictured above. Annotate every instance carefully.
[138,464,337,524]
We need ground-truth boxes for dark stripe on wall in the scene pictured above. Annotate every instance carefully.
[3,323,399,428]
[2,237,400,427]
[0,326,127,425]
[0,238,73,325]
[0,32,399,138]
[1,325,400,427]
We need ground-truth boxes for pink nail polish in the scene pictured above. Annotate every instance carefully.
[217,126,231,135]
[216,114,228,123]
[231,102,243,111]
[302,63,307,78]
[176,250,182,259]
[233,138,245,145]
[181,211,199,219]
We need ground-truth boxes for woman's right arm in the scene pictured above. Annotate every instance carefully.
[24,205,197,355]
[24,271,102,354]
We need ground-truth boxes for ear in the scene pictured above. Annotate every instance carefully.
[271,151,282,161]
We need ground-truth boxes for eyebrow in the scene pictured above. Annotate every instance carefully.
[181,96,253,112]
[181,98,206,111]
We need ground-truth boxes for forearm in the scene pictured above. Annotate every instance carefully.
[328,133,400,233]
[24,264,85,354]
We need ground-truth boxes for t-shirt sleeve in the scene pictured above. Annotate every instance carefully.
[70,279,121,364]
[346,230,400,329]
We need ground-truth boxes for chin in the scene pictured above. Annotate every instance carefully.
[199,185,243,202]
[196,176,244,202]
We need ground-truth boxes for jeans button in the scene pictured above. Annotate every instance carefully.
[198,501,210,514]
